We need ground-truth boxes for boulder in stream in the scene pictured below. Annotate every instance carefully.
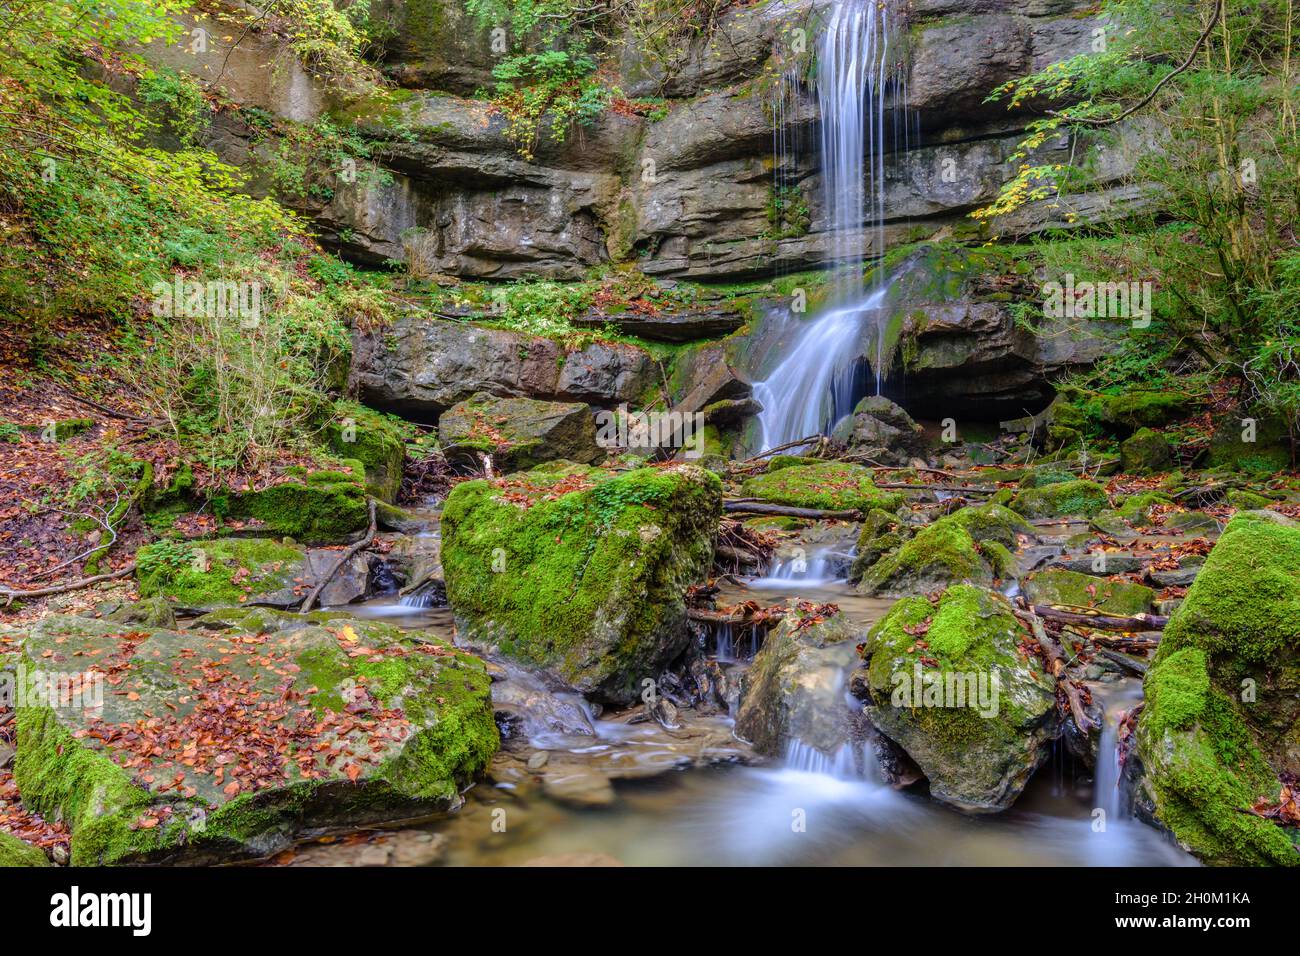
[1022,568,1154,616]
[734,609,862,760]
[856,584,1058,812]
[830,396,928,465]
[6,614,498,865]
[1009,478,1109,518]
[1135,511,1300,865]
[740,461,904,512]
[441,464,721,705]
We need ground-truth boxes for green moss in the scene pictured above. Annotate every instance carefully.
[1010,479,1109,518]
[0,831,50,866]
[859,504,1020,596]
[740,461,904,511]
[327,401,408,503]
[765,454,815,472]
[1116,489,1173,523]
[1101,390,1194,430]
[1140,648,1296,866]
[228,474,369,543]
[1024,567,1154,615]
[441,464,722,703]
[1120,427,1173,473]
[136,537,304,608]
[1226,489,1274,511]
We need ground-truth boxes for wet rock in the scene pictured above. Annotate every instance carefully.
[438,392,604,472]
[1051,552,1148,576]
[1135,512,1300,865]
[441,465,721,705]
[1099,390,1196,433]
[858,584,1058,812]
[541,766,617,808]
[135,538,311,612]
[6,614,498,865]
[102,596,177,629]
[488,661,596,740]
[734,610,862,759]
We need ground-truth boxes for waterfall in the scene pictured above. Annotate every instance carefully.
[755,0,900,450]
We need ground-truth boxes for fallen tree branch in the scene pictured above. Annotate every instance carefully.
[1096,647,1149,676]
[1031,604,1169,631]
[874,483,998,495]
[298,498,378,613]
[739,435,826,463]
[686,607,785,626]
[1020,609,1095,732]
[723,501,858,520]
[1,563,136,605]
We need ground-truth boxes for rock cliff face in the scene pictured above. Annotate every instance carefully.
[153,0,1138,282]
[137,0,1141,424]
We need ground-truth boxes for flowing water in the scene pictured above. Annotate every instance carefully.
[754,0,898,449]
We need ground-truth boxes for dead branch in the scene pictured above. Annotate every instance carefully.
[298,499,378,613]
[1032,605,1169,631]
[1,563,136,605]
[723,501,858,520]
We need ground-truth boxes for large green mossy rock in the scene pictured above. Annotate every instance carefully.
[227,471,370,544]
[1009,479,1109,518]
[1100,391,1195,431]
[1207,411,1293,475]
[857,503,1025,597]
[438,391,603,472]
[734,610,861,759]
[1023,568,1154,616]
[739,461,904,511]
[441,464,721,705]
[6,614,497,866]
[857,585,1058,812]
[1136,512,1300,865]
[1120,428,1173,474]
[327,403,408,503]
[0,831,50,867]
[135,538,307,612]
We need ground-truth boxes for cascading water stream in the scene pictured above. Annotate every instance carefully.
[755,0,897,450]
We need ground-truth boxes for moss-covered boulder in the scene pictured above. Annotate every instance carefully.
[1135,512,1300,865]
[1115,490,1173,523]
[1023,568,1154,616]
[858,504,1023,597]
[740,461,904,512]
[1226,489,1275,511]
[1010,479,1109,518]
[734,610,861,759]
[0,831,50,867]
[1100,391,1195,432]
[8,614,497,866]
[227,470,370,544]
[327,403,408,503]
[439,392,604,472]
[441,464,721,705]
[856,585,1058,811]
[1208,410,1293,475]
[136,538,307,611]
[1120,428,1173,474]
[848,508,909,584]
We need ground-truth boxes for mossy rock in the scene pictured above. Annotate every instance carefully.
[1120,428,1173,474]
[1023,568,1154,616]
[848,508,909,584]
[1115,490,1174,523]
[1100,391,1195,432]
[740,461,904,512]
[1009,479,1109,519]
[441,464,722,705]
[439,391,603,473]
[734,610,861,759]
[227,473,369,544]
[1207,411,1293,476]
[764,454,814,473]
[1135,512,1300,865]
[858,585,1057,812]
[0,831,50,867]
[327,403,408,503]
[136,538,307,612]
[8,614,497,866]
[1226,489,1274,511]
[858,504,1021,597]
[1020,467,1076,489]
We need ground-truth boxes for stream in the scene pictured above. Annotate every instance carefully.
[289,534,1195,868]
